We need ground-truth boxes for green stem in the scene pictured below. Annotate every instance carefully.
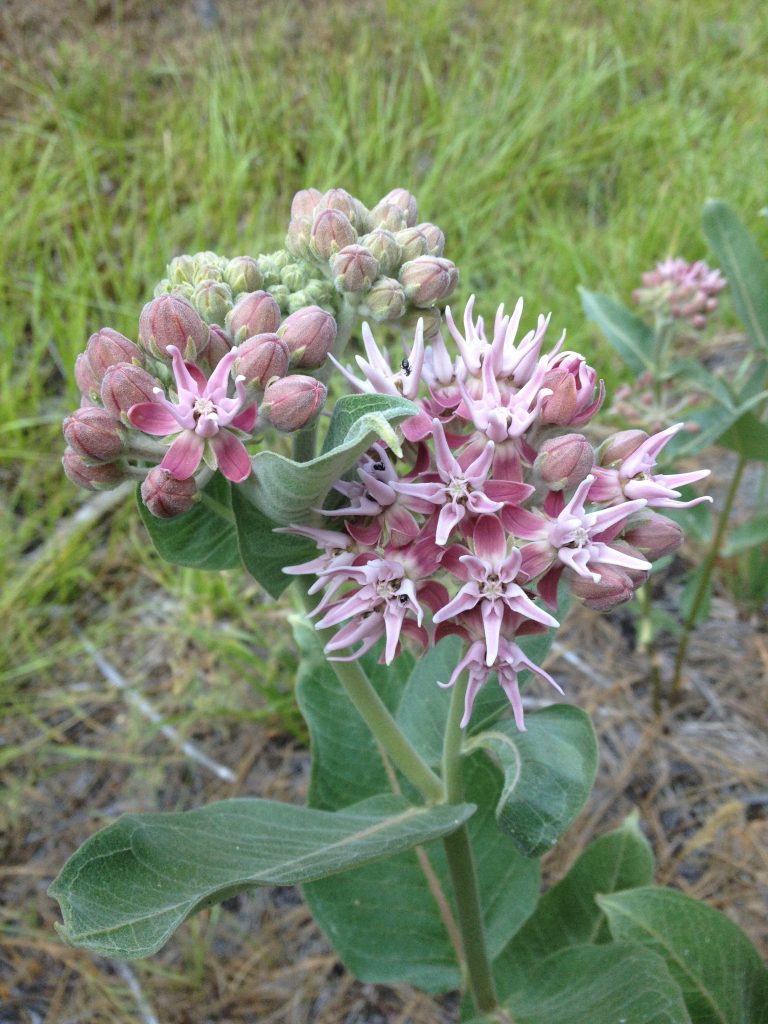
[295,580,443,803]
[441,673,500,1015]
[636,583,661,715]
[670,452,748,701]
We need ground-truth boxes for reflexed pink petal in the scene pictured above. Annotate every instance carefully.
[210,430,252,482]
[472,515,506,562]
[537,566,563,610]
[230,403,258,432]
[185,361,208,391]
[501,505,546,539]
[128,402,181,435]
[160,431,204,479]
[436,501,465,545]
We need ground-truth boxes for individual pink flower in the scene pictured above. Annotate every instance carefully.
[439,631,562,730]
[128,345,255,482]
[589,423,712,510]
[433,516,559,664]
[394,420,534,545]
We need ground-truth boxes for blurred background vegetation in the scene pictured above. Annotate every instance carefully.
[1,1,766,1020]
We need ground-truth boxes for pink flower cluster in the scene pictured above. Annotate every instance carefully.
[633,258,726,330]
[63,292,334,517]
[287,297,711,729]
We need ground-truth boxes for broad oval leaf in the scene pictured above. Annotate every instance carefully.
[246,393,418,525]
[296,635,540,993]
[492,812,654,999]
[467,704,597,858]
[48,794,474,960]
[599,886,768,1024]
[579,287,654,375]
[137,472,240,570]
[501,943,692,1024]
[703,199,768,353]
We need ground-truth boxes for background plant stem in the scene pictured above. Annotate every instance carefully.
[441,672,501,1016]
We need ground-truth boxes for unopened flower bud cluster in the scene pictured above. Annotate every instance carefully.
[63,290,334,517]
[288,297,711,729]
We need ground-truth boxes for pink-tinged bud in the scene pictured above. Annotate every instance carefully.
[198,324,233,371]
[395,227,428,262]
[141,467,198,519]
[193,279,233,325]
[541,354,603,427]
[235,333,290,388]
[401,306,442,341]
[569,565,635,610]
[364,276,408,322]
[359,229,401,275]
[370,202,408,233]
[224,256,262,294]
[309,209,358,260]
[278,306,337,369]
[597,430,649,467]
[86,328,142,382]
[226,291,282,342]
[286,216,313,258]
[399,257,459,307]
[262,374,327,432]
[74,352,100,399]
[291,187,323,219]
[623,511,684,561]
[330,244,379,294]
[316,188,360,225]
[534,433,594,491]
[539,369,578,425]
[416,222,445,256]
[63,447,127,491]
[374,188,418,227]
[100,364,161,417]
[139,294,208,361]
[63,407,126,462]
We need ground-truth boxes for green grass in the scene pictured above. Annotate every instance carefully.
[2,0,767,720]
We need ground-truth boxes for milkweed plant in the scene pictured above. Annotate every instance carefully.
[51,189,768,1023]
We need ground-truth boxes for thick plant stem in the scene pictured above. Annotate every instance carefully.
[670,453,747,701]
[441,673,500,1016]
[295,580,443,803]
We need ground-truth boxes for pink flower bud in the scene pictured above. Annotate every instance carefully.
[86,328,143,382]
[369,202,408,233]
[291,187,323,219]
[74,352,100,399]
[141,467,198,518]
[395,227,429,262]
[364,276,408,322]
[374,188,418,227]
[316,188,360,226]
[226,291,282,342]
[62,447,127,491]
[235,333,290,389]
[569,565,635,610]
[285,217,313,258]
[262,374,327,432]
[540,354,603,427]
[63,407,126,462]
[100,364,161,417]
[199,324,233,371]
[597,430,648,467]
[416,222,445,256]
[310,209,358,260]
[359,229,401,275]
[399,257,459,307]
[224,256,262,294]
[534,433,594,491]
[623,511,684,560]
[278,306,337,369]
[139,294,209,360]
[330,244,379,294]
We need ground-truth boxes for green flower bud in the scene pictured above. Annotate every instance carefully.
[256,253,282,287]
[268,283,291,311]
[369,202,407,233]
[193,279,233,325]
[304,277,337,307]
[399,306,442,340]
[167,255,196,286]
[224,256,262,293]
[330,244,379,293]
[415,222,445,256]
[359,229,401,275]
[395,227,429,262]
[287,289,310,314]
[362,276,407,322]
[280,261,311,292]
[310,209,358,260]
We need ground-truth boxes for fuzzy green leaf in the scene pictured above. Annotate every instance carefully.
[599,886,768,1024]
[48,795,474,960]
[246,393,417,525]
[579,287,654,375]
[467,704,597,858]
